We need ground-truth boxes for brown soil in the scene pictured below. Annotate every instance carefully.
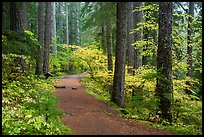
[55,74,174,135]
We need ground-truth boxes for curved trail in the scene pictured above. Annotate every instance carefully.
[55,74,173,135]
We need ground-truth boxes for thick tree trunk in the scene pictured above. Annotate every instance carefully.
[10,2,27,31]
[133,2,143,72]
[10,2,17,31]
[156,2,173,123]
[112,2,127,108]
[10,2,27,72]
[127,2,134,75]
[52,2,57,58]
[43,2,51,74]
[106,22,113,72]
[36,2,44,75]
[186,2,194,95]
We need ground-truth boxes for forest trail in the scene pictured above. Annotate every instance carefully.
[54,74,173,135]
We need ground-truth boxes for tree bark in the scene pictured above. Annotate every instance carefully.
[127,2,134,75]
[59,2,63,44]
[106,22,113,72]
[20,2,28,30]
[69,2,75,45]
[75,2,81,45]
[156,2,173,123]
[66,2,69,45]
[112,2,127,108]
[52,2,57,58]
[36,2,44,75]
[9,2,27,72]
[186,2,194,95]
[10,2,27,31]
[133,2,143,72]
[43,2,51,74]
[101,20,106,54]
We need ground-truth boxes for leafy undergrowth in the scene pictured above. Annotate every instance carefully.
[2,75,72,135]
[81,72,202,135]
[74,44,202,135]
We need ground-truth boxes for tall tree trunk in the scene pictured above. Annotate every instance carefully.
[152,7,158,67]
[20,2,27,30]
[101,20,106,54]
[10,2,27,72]
[10,2,17,31]
[186,2,194,95]
[75,2,81,45]
[66,2,69,45]
[112,2,127,108]
[106,22,113,72]
[43,2,51,74]
[65,2,69,72]
[69,2,74,45]
[52,2,57,58]
[10,2,27,31]
[59,2,63,44]
[156,2,173,123]
[127,2,134,75]
[133,2,143,72]
[36,2,44,75]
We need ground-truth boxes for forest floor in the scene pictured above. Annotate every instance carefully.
[54,74,174,135]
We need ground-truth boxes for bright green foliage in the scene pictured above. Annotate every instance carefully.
[49,44,86,75]
[72,43,202,135]
[2,76,72,135]
[50,44,70,75]
[73,43,112,78]
[130,3,158,65]
[2,54,36,88]
[2,30,40,58]
[73,43,114,102]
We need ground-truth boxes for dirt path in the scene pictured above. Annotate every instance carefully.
[55,74,173,135]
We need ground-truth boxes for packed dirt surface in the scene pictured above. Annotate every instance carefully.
[55,74,174,135]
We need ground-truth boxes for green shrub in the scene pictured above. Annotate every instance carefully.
[2,76,72,135]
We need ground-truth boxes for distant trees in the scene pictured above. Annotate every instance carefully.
[156,2,173,122]
[112,2,127,107]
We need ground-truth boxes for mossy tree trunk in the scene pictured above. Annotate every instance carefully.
[156,2,173,123]
[112,2,127,108]
[106,21,113,72]
[133,2,143,72]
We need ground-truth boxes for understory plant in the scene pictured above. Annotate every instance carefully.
[74,43,202,135]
